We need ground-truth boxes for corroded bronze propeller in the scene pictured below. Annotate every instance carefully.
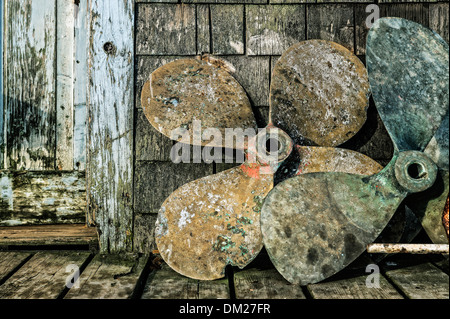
[260,17,448,285]
[141,40,383,280]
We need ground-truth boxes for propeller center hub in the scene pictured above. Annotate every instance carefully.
[254,126,293,165]
[394,150,438,193]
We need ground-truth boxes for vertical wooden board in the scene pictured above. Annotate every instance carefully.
[218,55,270,107]
[0,251,91,299]
[87,0,134,253]
[133,213,158,254]
[135,3,196,55]
[306,4,355,53]
[0,171,86,226]
[211,5,244,55]
[246,5,306,56]
[141,263,198,299]
[135,108,173,162]
[384,262,449,299]
[234,268,306,299]
[4,0,56,170]
[379,3,430,27]
[0,0,3,169]
[197,4,211,54]
[355,3,373,56]
[133,161,213,214]
[430,2,449,44]
[64,254,148,299]
[73,0,89,171]
[0,252,32,283]
[55,0,74,170]
[307,274,404,299]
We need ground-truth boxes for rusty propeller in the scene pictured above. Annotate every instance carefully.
[141,40,386,280]
[260,17,448,285]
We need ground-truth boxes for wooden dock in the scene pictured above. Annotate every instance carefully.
[0,249,447,300]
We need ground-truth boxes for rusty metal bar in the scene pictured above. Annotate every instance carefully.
[367,243,449,254]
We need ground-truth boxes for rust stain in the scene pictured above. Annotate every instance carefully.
[155,166,273,280]
[443,196,449,240]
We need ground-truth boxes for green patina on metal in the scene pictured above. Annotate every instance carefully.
[366,18,449,153]
[260,18,448,285]
[367,18,449,245]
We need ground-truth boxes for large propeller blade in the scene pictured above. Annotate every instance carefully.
[261,17,448,285]
[270,40,370,147]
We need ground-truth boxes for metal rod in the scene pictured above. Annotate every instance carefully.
[367,243,449,254]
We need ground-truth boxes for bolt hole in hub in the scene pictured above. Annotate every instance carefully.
[395,151,437,193]
[265,138,282,154]
[254,127,293,167]
[407,162,427,180]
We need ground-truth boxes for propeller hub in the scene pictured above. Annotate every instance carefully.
[254,126,293,166]
[394,151,438,193]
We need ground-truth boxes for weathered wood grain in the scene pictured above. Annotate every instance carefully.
[4,0,56,170]
[383,261,449,299]
[0,251,91,299]
[0,0,3,169]
[56,0,74,171]
[141,262,198,299]
[134,161,213,214]
[306,4,355,53]
[234,268,306,299]
[135,108,173,162]
[64,253,148,299]
[0,252,32,283]
[141,262,230,299]
[87,0,134,253]
[73,0,89,171]
[211,5,244,54]
[0,171,86,226]
[198,276,229,299]
[197,4,211,54]
[430,2,449,44]
[307,273,404,299]
[133,213,158,254]
[246,5,306,56]
[218,55,270,107]
[0,224,98,247]
[136,3,196,55]
[379,3,430,27]
[185,0,266,3]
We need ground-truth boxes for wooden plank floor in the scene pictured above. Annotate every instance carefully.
[0,250,447,300]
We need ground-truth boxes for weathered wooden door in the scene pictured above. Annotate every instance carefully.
[1,0,135,254]
[1,0,87,226]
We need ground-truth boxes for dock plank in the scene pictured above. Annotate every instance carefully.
[0,251,91,299]
[0,252,32,283]
[384,262,449,299]
[141,263,198,299]
[307,271,404,299]
[141,262,230,299]
[234,268,306,299]
[0,224,98,248]
[64,254,148,299]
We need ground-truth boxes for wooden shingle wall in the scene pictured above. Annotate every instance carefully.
[132,0,449,254]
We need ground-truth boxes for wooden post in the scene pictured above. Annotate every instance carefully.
[0,0,3,169]
[367,243,449,254]
[87,0,134,253]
